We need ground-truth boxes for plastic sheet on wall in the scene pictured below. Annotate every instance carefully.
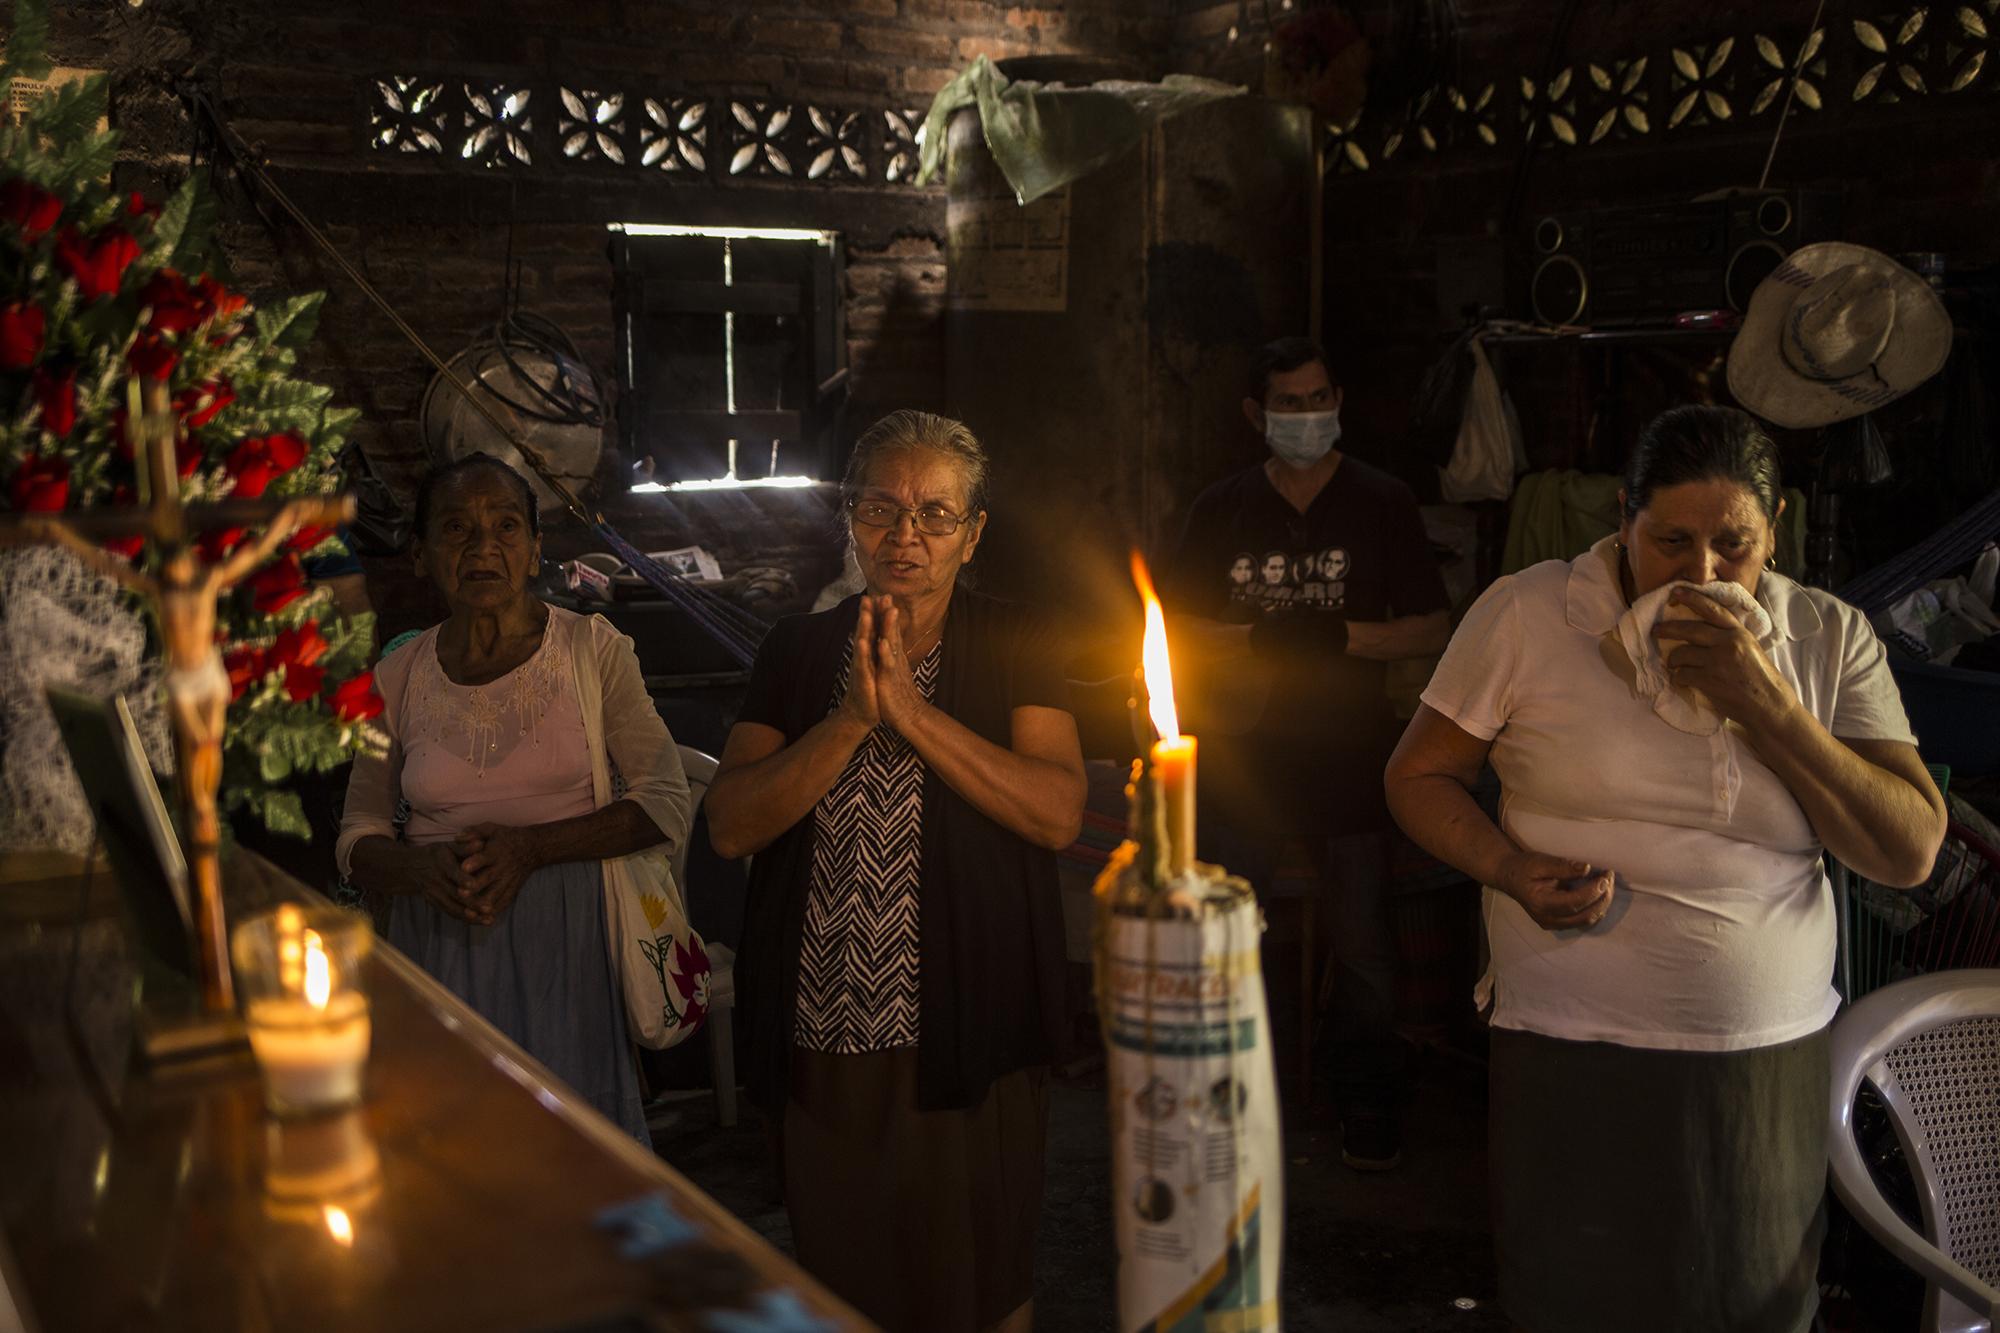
[916,55,1243,205]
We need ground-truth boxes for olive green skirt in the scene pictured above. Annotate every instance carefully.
[1490,1026,1829,1333]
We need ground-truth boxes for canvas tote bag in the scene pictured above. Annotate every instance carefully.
[570,612,709,1050]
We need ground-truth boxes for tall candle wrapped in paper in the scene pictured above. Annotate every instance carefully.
[1091,561,1282,1333]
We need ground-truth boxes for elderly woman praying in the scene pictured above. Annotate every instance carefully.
[707,409,1086,1333]
[337,453,689,1144]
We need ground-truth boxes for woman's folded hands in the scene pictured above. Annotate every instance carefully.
[451,822,542,925]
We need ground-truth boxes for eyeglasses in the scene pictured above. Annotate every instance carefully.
[848,499,970,536]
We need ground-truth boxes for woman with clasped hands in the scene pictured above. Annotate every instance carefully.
[707,410,1084,1333]
[1385,406,1944,1333]
[337,454,689,1144]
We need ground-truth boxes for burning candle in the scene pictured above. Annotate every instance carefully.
[1132,556,1196,877]
[233,905,374,1117]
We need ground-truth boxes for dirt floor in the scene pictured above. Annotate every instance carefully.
[649,1041,1512,1333]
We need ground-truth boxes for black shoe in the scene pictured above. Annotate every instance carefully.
[1340,1108,1403,1171]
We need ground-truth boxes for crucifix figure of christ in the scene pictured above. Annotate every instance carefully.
[0,379,353,1014]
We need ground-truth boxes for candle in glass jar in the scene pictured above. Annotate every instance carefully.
[235,908,374,1117]
[246,989,371,1115]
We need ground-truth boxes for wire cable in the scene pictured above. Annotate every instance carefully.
[188,90,766,666]
[1756,0,1830,191]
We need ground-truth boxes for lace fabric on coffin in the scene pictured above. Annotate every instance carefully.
[401,622,573,779]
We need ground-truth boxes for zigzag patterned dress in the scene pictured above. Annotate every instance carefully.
[792,643,939,1053]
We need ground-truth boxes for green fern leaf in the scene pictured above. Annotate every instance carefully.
[254,293,325,351]
[144,179,196,266]
[2,0,54,80]
[261,788,310,839]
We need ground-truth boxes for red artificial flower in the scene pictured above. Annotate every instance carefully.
[32,363,76,437]
[103,484,144,558]
[195,526,243,564]
[0,300,46,369]
[282,661,326,702]
[329,671,384,723]
[195,274,247,322]
[285,524,332,554]
[140,269,213,336]
[269,621,330,669]
[224,432,307,499]
[125,192,159,222]
[128,330,180,381]
[0,179,61,240]
[176,378,234,429]
[54,225,141,302]
[224,646,266,700]
[7,453,70,512]
[246,553,307,613]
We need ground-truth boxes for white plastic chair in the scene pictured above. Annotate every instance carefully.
[673,744,739,1129]
[1829,969,2000,1333]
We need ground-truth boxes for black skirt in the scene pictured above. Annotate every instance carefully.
[784,1046,1048,1333]
[1489,1026,1829,1333]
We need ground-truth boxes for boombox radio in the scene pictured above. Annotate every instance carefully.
[1526,189,1842,326]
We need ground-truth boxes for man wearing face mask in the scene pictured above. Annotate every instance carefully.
[1161,336,1450,1171]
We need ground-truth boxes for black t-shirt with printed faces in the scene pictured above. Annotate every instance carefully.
[1161,455,1449,835]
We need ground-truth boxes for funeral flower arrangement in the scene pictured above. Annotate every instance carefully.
[0,5,381,839]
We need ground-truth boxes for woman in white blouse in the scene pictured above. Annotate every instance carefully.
[1386,406,1945,1333]
[339,454,690,1144]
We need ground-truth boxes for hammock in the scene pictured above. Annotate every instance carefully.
[1837,485,2000,616]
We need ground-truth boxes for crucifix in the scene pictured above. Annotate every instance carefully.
[0,378,352,1014]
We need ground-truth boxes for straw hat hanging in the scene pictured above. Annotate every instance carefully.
[1727,242,1953,430]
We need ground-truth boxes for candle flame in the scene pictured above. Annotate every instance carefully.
[1130,554,1181,741]
[323,1204,354,1247]
[303,929,331,1010]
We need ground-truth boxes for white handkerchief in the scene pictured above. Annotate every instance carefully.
[1615,580,1777,735]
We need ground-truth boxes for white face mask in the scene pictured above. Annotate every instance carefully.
[1264,408,1342,467]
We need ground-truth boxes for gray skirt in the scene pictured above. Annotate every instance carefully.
[389,858,649,1144]
[1490,1026,1829,1333]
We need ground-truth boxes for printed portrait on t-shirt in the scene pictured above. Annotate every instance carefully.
[1228,546,1342,611]
[1297,546,1351,609]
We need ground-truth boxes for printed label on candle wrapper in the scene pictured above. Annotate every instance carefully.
[1099,895,1284,1332]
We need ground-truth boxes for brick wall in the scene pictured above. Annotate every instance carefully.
[48,0,2000,609]
[1302,0,2000,538]
[39,0,1179,633]
[196,0,1171,493]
